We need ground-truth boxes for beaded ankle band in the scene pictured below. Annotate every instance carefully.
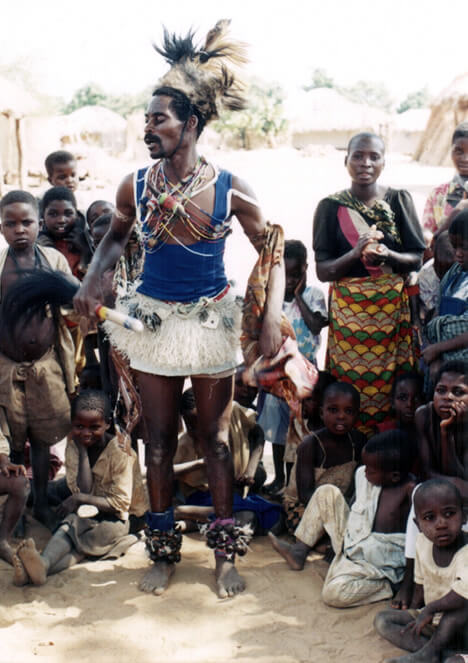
[144,508,182,564]
[201,517,252,562]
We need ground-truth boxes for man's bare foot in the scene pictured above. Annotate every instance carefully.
[0,539,14,565]
[268,532,307,570]
[215,557,245,598]
[12,553,29,586]
[17,538,47,585]
[139,561,174,596]
[33,506,57,531]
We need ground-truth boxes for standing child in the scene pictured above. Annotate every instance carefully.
[423,122,468,235]
[283,381,366,536]
[375,479,468,663]
[45,150,79,193]
[0,190,75,528]
[270,431,416,608]
[12,390,147,586]
[259,239,328,494]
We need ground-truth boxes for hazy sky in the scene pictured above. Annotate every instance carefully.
[2,0,465,104]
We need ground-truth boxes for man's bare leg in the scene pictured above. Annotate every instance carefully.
[0,473,30,565]
[193,375,246,598]
[137,372,184,595]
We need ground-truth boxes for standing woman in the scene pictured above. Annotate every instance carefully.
[313,133,425,433]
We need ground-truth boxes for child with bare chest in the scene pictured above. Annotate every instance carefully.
[270,430,416,608]
[0,191,76,529]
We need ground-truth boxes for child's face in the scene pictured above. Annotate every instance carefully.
[284,257,306,300]
[0,202,39,250]
[88,202,114,228]
[321,392,357,436]
[234,374,257,408]
[393,379,424,426]
[362,450,397,487]
[451,137,468,177]
[91,223,110,249]
[345,137,385,186]
[48,160,78,191]
[450,232,468,271]
[72,409,109,448]
[433,371,468,420]
[43,199,77,238]
[415,490,464,548]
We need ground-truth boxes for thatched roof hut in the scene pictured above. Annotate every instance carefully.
[414,73,468,166]
[389,108,431,155]
[62,106,127,155]
[284,88,390,150]
[0,76,40,191]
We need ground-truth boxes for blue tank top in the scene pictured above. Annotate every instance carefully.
[135,168,232,302]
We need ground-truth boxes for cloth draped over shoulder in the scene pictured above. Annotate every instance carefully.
[313,189,423,434]
[241,223,317,416]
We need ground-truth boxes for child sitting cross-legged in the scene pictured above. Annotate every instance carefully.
[282,381,367,536]
[12,390,147,586]
[270,430,416,608]
[375,479,468,663]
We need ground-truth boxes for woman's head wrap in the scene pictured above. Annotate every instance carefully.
[154,19,248,124]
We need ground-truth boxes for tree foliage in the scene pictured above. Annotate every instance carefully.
[302,68,394,111]
[303,68,334,91]
[397,87,432,113]
[213,80,287,148]
[62,83,152,117]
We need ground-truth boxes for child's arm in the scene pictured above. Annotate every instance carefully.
[59,445,115,517]
[440,402,467,478]
[237,424,265,485]
[422,332,468,365]
[407,590,466,637]
[294,280,328,336]
[296,436,317,505]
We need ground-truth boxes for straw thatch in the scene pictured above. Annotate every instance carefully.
[284,88,390,149]
[62,105,127,154]
[389,108,431,155]
[414,72,468,166]
[0,76,40,118]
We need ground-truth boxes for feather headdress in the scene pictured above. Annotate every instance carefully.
[154,19,248,123]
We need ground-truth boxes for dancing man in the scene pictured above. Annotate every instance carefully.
[73,21,284,597]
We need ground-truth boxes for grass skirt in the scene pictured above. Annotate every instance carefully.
[104,288,243,377]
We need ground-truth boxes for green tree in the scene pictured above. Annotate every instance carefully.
[340,80,393,111]
[397,87,432,113]
[62,84,107,113]
[303,68,334,91]
[214,80,287,148]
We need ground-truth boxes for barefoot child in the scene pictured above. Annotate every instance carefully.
[375,479,468,663]
[0,425,29,568]
[0,190,75,529]
[392,360,468,612]
[270,430,416,608]
[259,239,328,495]
[14,390,147,586]
[283,381,366,535]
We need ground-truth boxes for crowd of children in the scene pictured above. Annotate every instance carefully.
[0,123,467,661]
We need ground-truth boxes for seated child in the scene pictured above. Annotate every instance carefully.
[423,211,468,376]
[378,372,425,435]
[392,360,468,611]
[417,232,455,329]
[12,390,147,586]
[375,479,468,663]
[283,381,366,535]
[422,122,468,235]
[259,239,328,495]
[270,430,416,608]
[0,423,29,569]
[38,186,91,279]
[86,200,115,230]
[0,190,75,528]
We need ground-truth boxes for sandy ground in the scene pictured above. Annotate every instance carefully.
[0,146,454,663]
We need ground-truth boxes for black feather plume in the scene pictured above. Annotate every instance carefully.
[154,28,198,64]
[0,269,79,336]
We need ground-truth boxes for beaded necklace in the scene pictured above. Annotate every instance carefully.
[142,157,232,253]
